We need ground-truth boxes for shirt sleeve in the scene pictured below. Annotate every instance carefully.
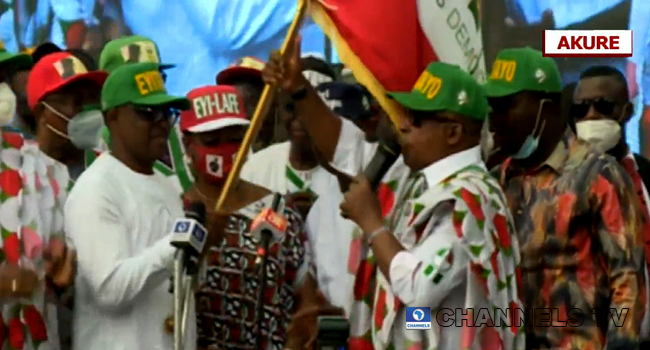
[591,161,646,343]
[630,0,650,64]
[65,182,176,312]
[304,198,320,267]
[332,118,375,176]
[388,201,466,307]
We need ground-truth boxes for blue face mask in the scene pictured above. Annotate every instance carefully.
[511,99,549,160]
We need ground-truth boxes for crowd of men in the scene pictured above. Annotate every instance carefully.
[0,31,648,350]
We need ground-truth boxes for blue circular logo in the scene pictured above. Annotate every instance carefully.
[412,309,425,321]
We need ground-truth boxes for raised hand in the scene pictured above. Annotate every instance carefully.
[262,36,305,93]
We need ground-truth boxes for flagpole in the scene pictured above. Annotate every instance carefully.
[214,0,308,213]
[164,0,309,338]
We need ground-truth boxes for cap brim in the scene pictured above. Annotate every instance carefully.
[216,67,262,85]
[186,117,250,133]
[0,52,32,71]
[483,81,517,98]
[387,91,441,111]
[42,71,109,104]
[133,93,190,110]
[160,63,175,71]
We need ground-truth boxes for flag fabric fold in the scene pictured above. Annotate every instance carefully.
[309,0,485,126]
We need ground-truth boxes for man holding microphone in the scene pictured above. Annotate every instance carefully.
[64,62,193,350]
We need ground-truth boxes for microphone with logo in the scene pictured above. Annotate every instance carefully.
[249,192,286,349]
[169,201,207,350]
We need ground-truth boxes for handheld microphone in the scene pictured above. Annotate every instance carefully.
[251,193,286,265]
[363,135,401,190]
[252,193,285,349]
[170,202,207,274]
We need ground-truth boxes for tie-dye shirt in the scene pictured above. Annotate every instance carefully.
[496,131,647,350]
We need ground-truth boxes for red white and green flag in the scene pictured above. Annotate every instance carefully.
[310,0,486,125]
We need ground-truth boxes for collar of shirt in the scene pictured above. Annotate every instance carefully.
[624,151,638,170]
[420,145,483,187]
[500,128,574,181]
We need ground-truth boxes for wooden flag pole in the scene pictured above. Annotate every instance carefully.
[164,0,309,337]
[214,0,308,213]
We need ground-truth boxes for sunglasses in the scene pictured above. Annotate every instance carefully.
[134,105,180,124]
[570,99,616,118]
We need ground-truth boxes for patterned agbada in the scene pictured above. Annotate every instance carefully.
[0,131,70,350]
[195,195,311,350]
[497,130,647,349]
[349,164,524,350]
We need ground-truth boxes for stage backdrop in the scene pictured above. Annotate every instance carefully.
[1,0,649,155]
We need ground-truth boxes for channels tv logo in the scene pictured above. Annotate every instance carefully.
[174,221,190,233]
[542,30,632,58]
[405,307,431,330]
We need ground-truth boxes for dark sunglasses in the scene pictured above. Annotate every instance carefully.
[487,96,515,115]
[570,99,616,118]
[134,105,180,124]
[409,110,459,125]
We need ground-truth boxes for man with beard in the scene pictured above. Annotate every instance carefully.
[485,47,646,349]
[240,56,337,218]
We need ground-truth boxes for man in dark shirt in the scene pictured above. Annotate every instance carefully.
[485,47,647,350]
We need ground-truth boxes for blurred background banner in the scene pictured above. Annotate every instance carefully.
[1,0,647,154]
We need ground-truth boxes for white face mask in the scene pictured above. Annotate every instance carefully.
[0,83,17,127]
[42,102,105,150]
[576,119,621,153]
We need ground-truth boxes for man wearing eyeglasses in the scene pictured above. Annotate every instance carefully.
[95,35,195,194]
[64,62,194,350]
[573,65,650,340]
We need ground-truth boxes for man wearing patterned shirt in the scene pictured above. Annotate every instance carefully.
[340,62,524,350]
[485,47,647,349]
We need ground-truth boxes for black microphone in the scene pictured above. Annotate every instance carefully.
[363,135,402,190]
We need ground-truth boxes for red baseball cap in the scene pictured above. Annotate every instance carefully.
[180,85,250,133]
[27,52,108,109]
[215,56,265,85]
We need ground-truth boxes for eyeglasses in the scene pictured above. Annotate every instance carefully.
[133,105,180,124]
[570,99,616,118]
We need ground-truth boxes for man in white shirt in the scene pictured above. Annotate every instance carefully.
[305,81,375,313]
[340,62,524,350]
[240,56,337,218]
[64,62,193,350]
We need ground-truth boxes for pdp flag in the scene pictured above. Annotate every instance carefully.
[309,0,485,125]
